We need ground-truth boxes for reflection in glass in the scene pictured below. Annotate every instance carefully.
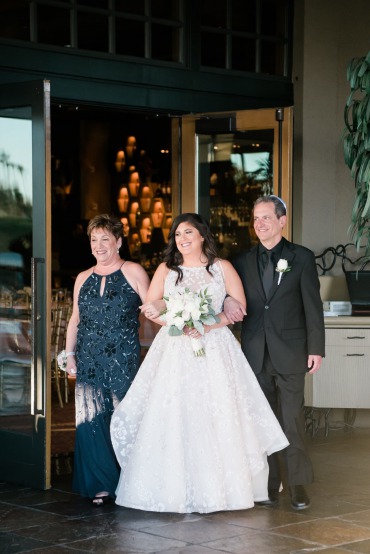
[198,130,274,259]
[0,113,32,423]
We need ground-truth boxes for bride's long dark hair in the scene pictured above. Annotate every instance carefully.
[163,213,218,284]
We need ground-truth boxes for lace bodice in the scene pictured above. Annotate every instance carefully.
[164,261,226,314]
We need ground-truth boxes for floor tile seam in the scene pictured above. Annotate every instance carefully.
[210,518,319,533]
[335,508,370,519]
[329,514,370,526]
[333,518,370,532]
[268,528,370,550]
[0,501,82,517]
[0,529,61,549]
[274,513,370,528]
[14,530,124,550]
[320,536,370,549]
[47,487,80,498]
[243,529,323,547]
[245,514,332,531]
[105,527,192,547]
[196,527,263,545]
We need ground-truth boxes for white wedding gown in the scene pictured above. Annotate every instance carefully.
[111,262,289,513]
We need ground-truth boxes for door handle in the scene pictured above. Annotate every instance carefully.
[31,257,45,416]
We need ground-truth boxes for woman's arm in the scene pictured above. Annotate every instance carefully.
[206,260,246,330]
[221,259,247,309]
[222,259,248,323]
[64,269,89,375]
[140,263,169,326]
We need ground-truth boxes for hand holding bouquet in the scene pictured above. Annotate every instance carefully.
[161,287,220,356]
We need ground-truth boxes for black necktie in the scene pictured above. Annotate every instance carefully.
[262,251,274,296]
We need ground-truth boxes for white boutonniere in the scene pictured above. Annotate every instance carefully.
[276,259,291,285]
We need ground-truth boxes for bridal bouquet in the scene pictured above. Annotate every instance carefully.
[161,287,220,356]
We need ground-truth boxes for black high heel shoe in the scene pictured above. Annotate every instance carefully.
[92,494,113,506]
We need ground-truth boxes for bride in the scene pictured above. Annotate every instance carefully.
[110,212,288,513]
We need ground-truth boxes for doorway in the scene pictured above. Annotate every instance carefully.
[49,104,174,467]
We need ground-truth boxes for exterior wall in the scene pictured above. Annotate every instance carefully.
[292,0,370,266]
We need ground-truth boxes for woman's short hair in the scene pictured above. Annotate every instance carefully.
[87,214,123,240]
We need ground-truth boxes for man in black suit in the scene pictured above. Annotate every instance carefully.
[225,195,325,510]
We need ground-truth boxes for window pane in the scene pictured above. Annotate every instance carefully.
[115,0,145,14]
[152,24,180,62]
[116,18,145,57]
[261,0,287,37]
[200,0,226,28]
[231,0,256,33]
[38,5,70,47]
[201,32,226,68]
[0,1,30,41]
[77,12,108,52]
[261,40,285,75]
[151,0,180,20]
[232,37,255,72]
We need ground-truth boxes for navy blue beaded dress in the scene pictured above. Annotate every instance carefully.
[72,265,141,499]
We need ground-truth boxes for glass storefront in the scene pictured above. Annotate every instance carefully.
[198,129,274,259]
[0,111,32,421]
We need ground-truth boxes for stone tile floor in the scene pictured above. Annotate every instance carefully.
[1,427,370,553]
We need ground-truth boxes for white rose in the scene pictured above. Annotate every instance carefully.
[277,259,288,271]
[173,315,186,329]
[167,297,183,312]
[189,308,201,321]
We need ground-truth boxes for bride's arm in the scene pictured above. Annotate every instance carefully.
[187,260,247,337]
[203,260,246,332]
[140,263,169,326]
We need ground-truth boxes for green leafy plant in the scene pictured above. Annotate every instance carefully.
[343,50,370,264]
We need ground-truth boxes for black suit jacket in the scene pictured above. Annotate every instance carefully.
[233,238,325,375]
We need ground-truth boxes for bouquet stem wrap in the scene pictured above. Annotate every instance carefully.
[190,337,205,357]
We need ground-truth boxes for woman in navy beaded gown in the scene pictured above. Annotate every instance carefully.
[64,214,150,506]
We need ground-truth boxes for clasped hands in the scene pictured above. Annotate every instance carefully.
[140,299,166,320]
[223,296,247,323]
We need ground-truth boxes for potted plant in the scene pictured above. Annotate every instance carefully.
[342,49,370,314]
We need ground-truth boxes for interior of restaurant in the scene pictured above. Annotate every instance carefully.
[50,104,173,287]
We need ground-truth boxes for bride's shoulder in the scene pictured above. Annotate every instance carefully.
[214,258,236,277]
[154,262,171,278]
[214,258,231,269]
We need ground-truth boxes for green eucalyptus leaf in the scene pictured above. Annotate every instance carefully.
[193,320,204,334]
[168,325,183,336]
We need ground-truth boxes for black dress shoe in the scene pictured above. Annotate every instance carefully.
[289,485,311,510]
[255,489,279,507]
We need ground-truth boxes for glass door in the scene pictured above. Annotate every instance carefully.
[172,108,293,257]
[0,81,51,489]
